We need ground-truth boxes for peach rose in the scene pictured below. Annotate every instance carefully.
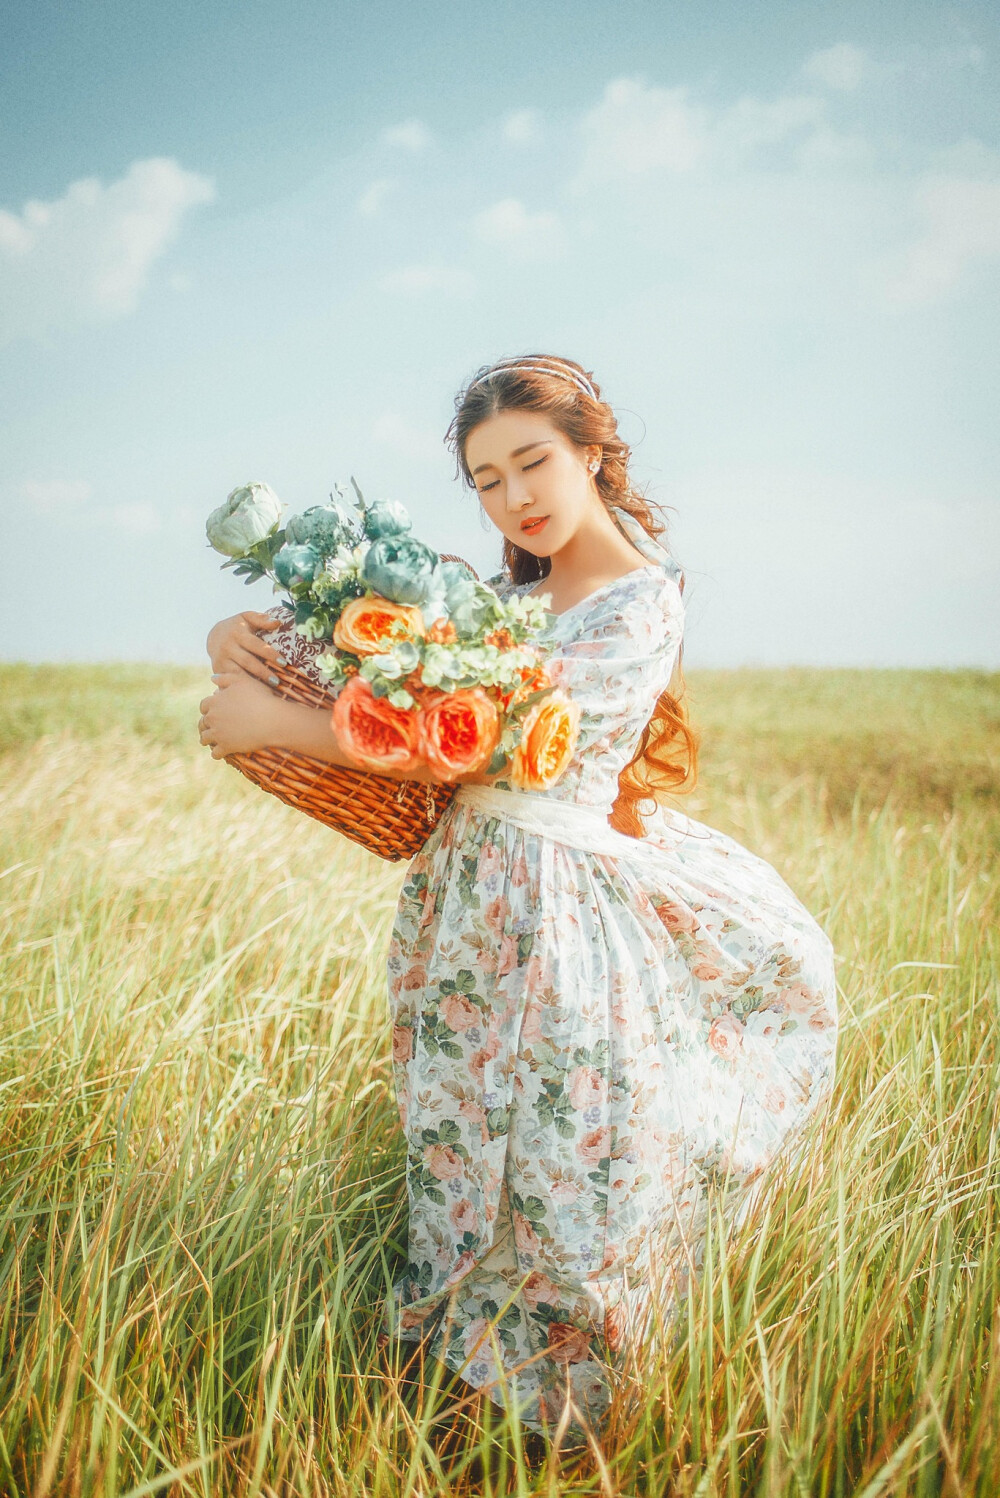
[655,899,698,935]
[424,1143,464,1181]
[513,1211,541,1255]
[483,896,506,938]
[546,1321,592,1364]
[782,983,824,1016]
[450,1198,478,1234]
[444,1249,478,1287]
[692,960,722,982]
[521,1269,559,1309]
[470,1035,501,1082]
[603,1304,627,1354]
[520,1004,545,1045]
[497,932,519,976]
[418,688,500,779]
[509,691,581,791]
[331,675,421,773]
[708,1014,744,1060]
[477,841,503,881]
[392,1024,413,1063]
[400,1305,431,1330]
[577,1126,611,1166]
[332,594,425,655]
[440,991,479,1032]
[461,1315,490,1356]
[549,1179,581,1205]
[568,1065,608,1112]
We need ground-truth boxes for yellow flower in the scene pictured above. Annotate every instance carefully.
[332,595,425,655]
[509,691,580,791]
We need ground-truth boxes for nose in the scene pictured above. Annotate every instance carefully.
[504,472,534,512]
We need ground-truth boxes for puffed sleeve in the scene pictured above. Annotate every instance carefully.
[543,568,685,758]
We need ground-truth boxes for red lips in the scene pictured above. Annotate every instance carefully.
[520,515,549,536]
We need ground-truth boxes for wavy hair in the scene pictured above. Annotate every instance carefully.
[445,353,699,836]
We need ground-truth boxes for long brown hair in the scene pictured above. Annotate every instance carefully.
[445,353,699,836]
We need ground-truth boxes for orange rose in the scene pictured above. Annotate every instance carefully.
[546,1321,593,1364]
[331,676,421,773]
[509,690,580,791]
[333,595,425,655]
[418,688,500,779]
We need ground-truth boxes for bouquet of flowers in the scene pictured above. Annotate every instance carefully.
[206,479,581,796]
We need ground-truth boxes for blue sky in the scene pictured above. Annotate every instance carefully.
[1,0,998,666]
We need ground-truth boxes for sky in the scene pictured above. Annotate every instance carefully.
[1,0,998,667]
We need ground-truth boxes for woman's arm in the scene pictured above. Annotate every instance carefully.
[206,611,283,683]
[198,673,492,785]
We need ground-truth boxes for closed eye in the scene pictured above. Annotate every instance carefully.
[477,455,547,494]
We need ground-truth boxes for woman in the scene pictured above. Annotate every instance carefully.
[199,355,838,1446]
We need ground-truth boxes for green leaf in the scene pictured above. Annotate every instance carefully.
[509,686,556,717]
[486,746,509,775]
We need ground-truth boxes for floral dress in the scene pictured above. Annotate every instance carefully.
[382,561,838,1440]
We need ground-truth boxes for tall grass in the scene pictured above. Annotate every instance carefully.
[0,664,997,1495]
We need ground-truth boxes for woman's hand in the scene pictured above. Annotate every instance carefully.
[198,672,283,760]
[206,611,282,683]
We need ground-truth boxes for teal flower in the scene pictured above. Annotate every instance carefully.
[273,542,322,587]
[361,535,441,606]
[206,482,282,558]
[364,500,411,539]
[444,575,502,638]
[439,559,478,588]
[285,503,356,555]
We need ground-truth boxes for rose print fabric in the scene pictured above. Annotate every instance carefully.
[381,562,838,1440]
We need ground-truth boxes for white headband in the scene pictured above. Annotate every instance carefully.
[468,361,598,401]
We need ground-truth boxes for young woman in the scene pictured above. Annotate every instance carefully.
[199,355,839,1446]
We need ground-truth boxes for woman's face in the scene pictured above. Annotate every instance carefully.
[464,410,602,559]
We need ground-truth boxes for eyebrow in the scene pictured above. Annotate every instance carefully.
[472,440,551,476]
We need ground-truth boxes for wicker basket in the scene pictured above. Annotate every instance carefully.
[224,558,478,861]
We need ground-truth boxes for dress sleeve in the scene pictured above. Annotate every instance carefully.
[543,571,685,756]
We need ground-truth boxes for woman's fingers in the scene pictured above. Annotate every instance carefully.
[225,644,280,682]
[210,643,280,682]
[242,631,282,668]
[242,610,282,631]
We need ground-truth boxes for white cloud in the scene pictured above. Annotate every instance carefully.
[109,502,161,534]
[22,479,93,511]
[380,118,432,152]
[0,157,214,344]
[571,78,706,191]
[15,481,162,533]
[885,170,1000,306]
[502,108,541,144]
[803,43,871,91]
[378,263,476,298]
[371,412,443,463]
[357,178,393,216]
[471,198,565,261]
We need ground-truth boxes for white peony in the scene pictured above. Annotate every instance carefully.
[206,482,282,557]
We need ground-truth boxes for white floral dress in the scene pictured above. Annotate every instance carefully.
[381,561,838,1439]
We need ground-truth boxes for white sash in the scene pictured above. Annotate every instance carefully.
[452,784,647,858]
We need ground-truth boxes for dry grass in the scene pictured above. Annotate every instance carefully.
[0,663,997,1495]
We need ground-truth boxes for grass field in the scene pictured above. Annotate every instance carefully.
[1,663,998,1496]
